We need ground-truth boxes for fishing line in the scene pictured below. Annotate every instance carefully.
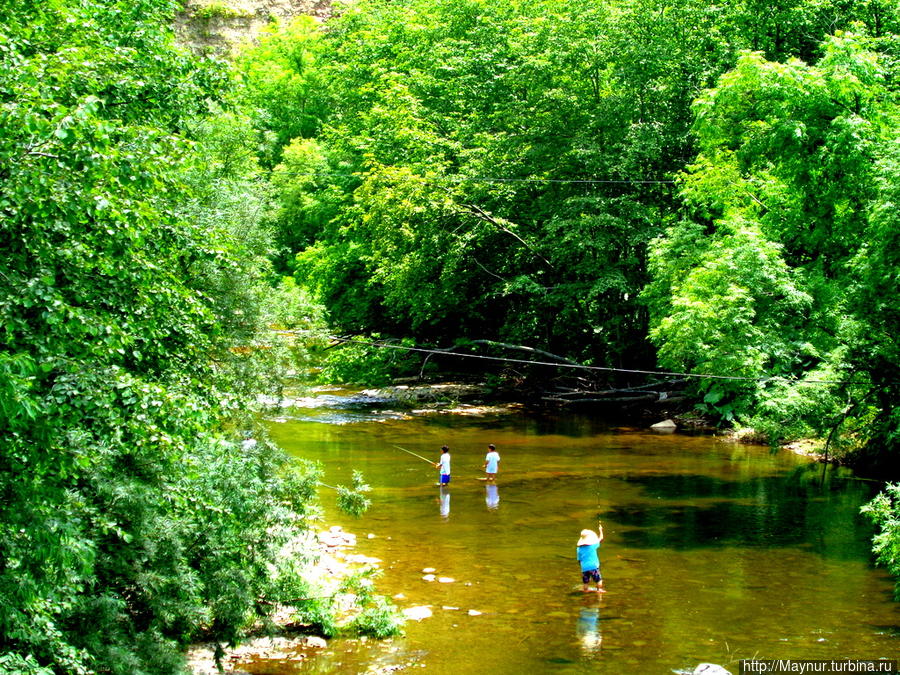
[325,335,862,386]
[265,171,676,185]
[393,444,435,465]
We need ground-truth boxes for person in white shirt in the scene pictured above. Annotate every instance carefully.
[434,445,451,485]
[483,443,500,482]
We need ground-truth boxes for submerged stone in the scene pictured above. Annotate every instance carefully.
[403,606,433,621]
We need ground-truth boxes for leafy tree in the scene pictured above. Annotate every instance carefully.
[861,483,900,599]
[0,2,364,673]
[258,0,717,369]
[645,32,896,450]
[236,16,328,165]
[847,118,900,472]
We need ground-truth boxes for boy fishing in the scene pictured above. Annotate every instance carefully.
[434,445,451,485]
[576,521,605,593]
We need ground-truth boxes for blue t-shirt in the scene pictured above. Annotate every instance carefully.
[485,450,500,473]
[577,542,600,572]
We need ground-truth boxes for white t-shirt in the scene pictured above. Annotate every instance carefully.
[485,450,500,473]
[438,453,451,475]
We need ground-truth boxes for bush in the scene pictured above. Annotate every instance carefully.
[351,597,405,639]
[861,483,900,600]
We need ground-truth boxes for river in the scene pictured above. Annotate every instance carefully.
[257,391,898,674]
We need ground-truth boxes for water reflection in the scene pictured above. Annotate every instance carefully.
[576,605,602,654]
[439,486,450,518]
[610,467,878,557]
[485,484,500,510]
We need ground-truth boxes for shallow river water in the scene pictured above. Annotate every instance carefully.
[261,395,899,674]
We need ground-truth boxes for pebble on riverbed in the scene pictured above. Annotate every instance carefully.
[319,525,357,549]
[403,606,433,621]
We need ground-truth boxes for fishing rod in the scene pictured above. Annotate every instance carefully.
[393,445,435,465]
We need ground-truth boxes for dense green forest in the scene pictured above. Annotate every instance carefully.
[237,0,899,472]
[1,0,899,672]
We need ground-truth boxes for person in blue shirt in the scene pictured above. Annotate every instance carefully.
[576,522,605,593]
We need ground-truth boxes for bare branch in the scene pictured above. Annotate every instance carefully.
[468,339,581,366]
[459,202,555,270]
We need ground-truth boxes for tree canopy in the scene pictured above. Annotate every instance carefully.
[646,32,898,462]
[0,2,372,673]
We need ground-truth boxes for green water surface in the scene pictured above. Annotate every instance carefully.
[261,402,898,674]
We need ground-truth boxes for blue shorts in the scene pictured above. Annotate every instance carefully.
[440,474,451,484]
[581,569,602,584]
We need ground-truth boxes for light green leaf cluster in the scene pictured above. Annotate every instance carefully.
[861,484,900,599]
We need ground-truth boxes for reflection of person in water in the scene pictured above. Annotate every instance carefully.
[439,485,450,518]
[485,483,499,510]
[576,606,602,653]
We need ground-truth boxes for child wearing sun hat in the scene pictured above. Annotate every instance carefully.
[576,522,605,593]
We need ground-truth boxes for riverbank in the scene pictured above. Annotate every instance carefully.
[187,525,401,674]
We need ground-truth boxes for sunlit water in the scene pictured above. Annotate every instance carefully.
[258,395,899,674]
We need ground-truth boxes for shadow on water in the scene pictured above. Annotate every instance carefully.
[607,465,881,558]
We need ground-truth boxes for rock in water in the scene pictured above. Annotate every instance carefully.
[693,664,732,675]
[403,606,433,621]
[304,636,327,649]
[651,419,677,429]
